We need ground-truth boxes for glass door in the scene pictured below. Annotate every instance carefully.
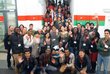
[0,10,17,51]
[0,0,17,51]
[0,12,5,51]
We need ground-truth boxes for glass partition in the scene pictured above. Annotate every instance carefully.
[0,0,17,51]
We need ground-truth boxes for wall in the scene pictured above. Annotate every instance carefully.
[17,0,110,37]
[71,0,110,37]
[17,0,46,30]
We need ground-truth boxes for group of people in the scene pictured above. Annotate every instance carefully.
[4,0,110,74]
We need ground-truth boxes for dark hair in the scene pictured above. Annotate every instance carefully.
[90,23,94,26]
[14,27,20,32]
[19,24,24,28]
[104,29,110,33]
[84,29,89,32]
[29,24,33,26]
[72,27,78,34]
[9,25,13,28]
[79,49,85,53]
[77,23,81,26]
[81,25,85,28]
[64,49,70,52]
[24,27,27,29]
[24,48,31,53]
[85,22,90,25]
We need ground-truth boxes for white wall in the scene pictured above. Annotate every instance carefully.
[17,0,46,30]
[17,0,110,36]
[17,0,46,15]
[71,0,110,37]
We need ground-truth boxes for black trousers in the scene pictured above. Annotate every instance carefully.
[7,48,11,67]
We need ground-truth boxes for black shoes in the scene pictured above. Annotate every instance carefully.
[8,66,13,70]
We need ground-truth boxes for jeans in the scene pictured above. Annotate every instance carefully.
[96,53,110,74]
[69,47,78,57]
[45,65,57,71]
[35,65,57,74]
[42,65,57,74]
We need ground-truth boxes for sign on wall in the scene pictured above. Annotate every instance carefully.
[74,15,105,26]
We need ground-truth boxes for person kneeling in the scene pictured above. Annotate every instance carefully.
[75,50,91,74]
[60,49,76,74]
[17,49,37,74]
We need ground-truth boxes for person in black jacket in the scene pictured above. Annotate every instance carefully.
[89,31,100,73]
[75,50,91,74]
[4,25,14,69]
[17,49,37,74]
[79,29,91,55]
[68,27,80,57]
[10,27,24,74]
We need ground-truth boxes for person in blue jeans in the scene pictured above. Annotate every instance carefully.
[96,29,110,74]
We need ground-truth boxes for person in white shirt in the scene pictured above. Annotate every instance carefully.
[32,33,40,58]
[23,31,33,52]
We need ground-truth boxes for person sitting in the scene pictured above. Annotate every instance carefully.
[39,48,59,74]
[60,49,76,74]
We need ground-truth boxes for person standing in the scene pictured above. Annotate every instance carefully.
[89,31,100,73]
[23,31,33,52]
[10,27,24,74]
[28,24,35,36]
[96,29,110,74]
[4,25,14,69]
[79,29,91,55]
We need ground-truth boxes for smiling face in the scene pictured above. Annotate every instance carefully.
[9,26,14,31]
[84,29,89,36]
[77,23,81,29]
[23,27,27,35]
[29,24,33,30]
[15,27,20,34]
[65,49,70,57]
[104,30,110,39]
[19,25,24,31]
[25,51,31,59]
[79,50,85,58]
[61,26,65,32]
[73,27,78,34]
[46,33,50,38]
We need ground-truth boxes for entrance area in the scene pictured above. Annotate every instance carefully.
[0,0,17,51]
